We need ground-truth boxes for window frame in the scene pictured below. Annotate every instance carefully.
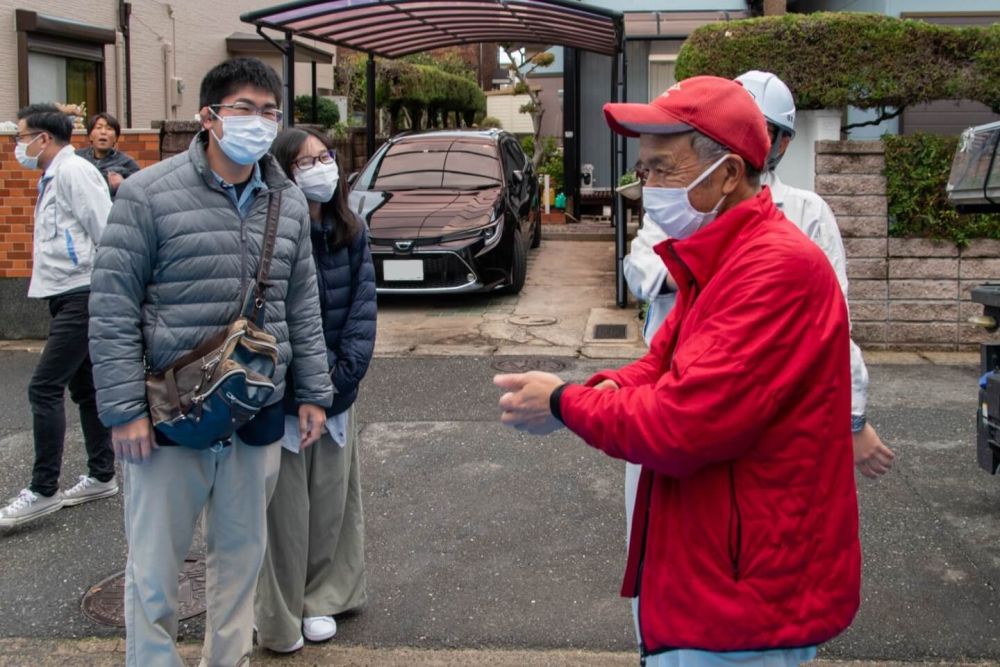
[15,9,115,112]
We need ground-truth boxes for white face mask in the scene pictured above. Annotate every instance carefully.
[15,133,43,170]
[209,109,278,166]
[642,154,730,240]
[295,160,339,203]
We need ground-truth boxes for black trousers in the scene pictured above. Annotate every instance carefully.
[29,291,113,497]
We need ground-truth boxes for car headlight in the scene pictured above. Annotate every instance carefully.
[482,212,504,249]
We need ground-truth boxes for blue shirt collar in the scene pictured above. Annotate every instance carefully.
[211,163,267,218]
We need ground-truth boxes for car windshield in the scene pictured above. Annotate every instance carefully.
[367,139,502,190]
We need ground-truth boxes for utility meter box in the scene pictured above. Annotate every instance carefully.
[580,163,594,192]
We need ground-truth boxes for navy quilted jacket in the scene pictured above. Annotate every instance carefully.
[284,214,376,416]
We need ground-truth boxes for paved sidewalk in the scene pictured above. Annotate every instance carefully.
[1,639,996,667]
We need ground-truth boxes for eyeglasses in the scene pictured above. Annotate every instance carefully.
[13,132,42,144]
[210,103,283,123]
[293,149,337,171]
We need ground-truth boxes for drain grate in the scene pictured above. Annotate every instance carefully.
[593,324,628,340]
[82,557,207,627]
[491,358,568,373]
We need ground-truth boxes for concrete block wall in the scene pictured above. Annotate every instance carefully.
[816,140,996,351]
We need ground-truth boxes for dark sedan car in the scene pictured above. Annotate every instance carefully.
[348,130,540,294]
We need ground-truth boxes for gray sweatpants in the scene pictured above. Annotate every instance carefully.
[122,437,281,667]
[255,408,367,649]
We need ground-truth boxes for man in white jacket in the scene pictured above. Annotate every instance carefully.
[622,72,895,535]
[0,104,116,528]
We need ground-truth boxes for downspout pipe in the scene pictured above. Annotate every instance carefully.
[118,0,132,127]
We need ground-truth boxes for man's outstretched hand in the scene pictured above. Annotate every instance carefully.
[495,371,566,436]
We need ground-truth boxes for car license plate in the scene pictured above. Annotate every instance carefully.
[383,259,424,281]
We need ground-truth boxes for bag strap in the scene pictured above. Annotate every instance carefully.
[249,191,283,325]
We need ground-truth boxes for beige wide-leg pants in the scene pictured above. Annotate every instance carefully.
[255,408,367,649]
[123,437,281,667]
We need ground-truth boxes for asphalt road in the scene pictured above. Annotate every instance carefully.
[0,352,998,660]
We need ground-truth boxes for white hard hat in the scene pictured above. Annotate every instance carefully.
[735,70,796,137]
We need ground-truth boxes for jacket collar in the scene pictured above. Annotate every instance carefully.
[654,187,777,293]
[187,130,292,192]
[41,145,77,181]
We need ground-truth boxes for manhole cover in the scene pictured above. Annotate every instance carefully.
[491,358,568,373]
[82,557,207,627]
[508,315,558,327]
[593,324,628,340]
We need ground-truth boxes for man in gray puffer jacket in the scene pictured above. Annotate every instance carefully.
[88,57,332,667]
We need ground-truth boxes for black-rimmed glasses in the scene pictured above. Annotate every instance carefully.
[294,149,337,171]
[210,103,283,123]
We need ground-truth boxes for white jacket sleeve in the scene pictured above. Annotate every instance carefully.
[801,197,869,417]
[623,215,671,302]
[66,159,112,245]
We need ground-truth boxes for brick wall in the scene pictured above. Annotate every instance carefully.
[0,129,160,279]
[816,140,996,351]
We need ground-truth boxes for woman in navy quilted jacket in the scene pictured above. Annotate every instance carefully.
[255,126,376,653]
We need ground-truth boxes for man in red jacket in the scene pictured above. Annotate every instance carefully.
[496,76,861,666]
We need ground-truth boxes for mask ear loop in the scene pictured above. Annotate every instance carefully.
[686,153,734,216]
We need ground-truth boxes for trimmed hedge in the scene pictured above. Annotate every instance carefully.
[675,13,1000,113]
[884,133,1000,246]
[336,55,486,129]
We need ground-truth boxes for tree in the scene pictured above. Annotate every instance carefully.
[499,44,555,170]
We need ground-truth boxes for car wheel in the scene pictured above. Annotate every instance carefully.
[500,228,527,295]
[530,206,542,249]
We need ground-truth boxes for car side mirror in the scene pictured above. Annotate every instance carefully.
[512,170,524,184]
[348,171,359,186]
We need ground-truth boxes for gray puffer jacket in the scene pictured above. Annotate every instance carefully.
[89,133,333,428]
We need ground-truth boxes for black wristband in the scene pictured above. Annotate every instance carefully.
[550,383,569,424]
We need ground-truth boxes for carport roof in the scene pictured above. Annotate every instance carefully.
[241,0,623,59]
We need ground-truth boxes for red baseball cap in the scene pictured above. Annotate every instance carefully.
[603,75,770,170]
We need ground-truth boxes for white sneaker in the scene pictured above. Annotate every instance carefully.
[267,635,304,654]
[303,615,337,642]
[61,475,119,507]
[0,489,64,527]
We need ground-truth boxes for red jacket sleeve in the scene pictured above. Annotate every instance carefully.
[560,252,846,478]
[584,310,678,388]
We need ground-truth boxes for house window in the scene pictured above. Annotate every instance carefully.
[16,10,115,114]
[28,52,103,115]
[648,55,678,102]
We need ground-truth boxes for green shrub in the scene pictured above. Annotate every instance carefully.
[523,136,563,192]
[676,13,1000,114]
[884,133,1000,246]
[293,95,340,128]
[481,116,503,129]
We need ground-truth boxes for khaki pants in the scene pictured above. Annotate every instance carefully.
[123,438,281,667]
[255,408,367,649]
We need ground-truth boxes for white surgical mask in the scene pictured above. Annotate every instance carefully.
[642,154,730,240]
[295,160,339,203]
[15,134,43,170]
[209,110,278,166]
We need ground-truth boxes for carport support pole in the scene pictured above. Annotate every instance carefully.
[612,46,627,308]
[311,60,318,124]
[366,52,376,158]
[283,32,295,128]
